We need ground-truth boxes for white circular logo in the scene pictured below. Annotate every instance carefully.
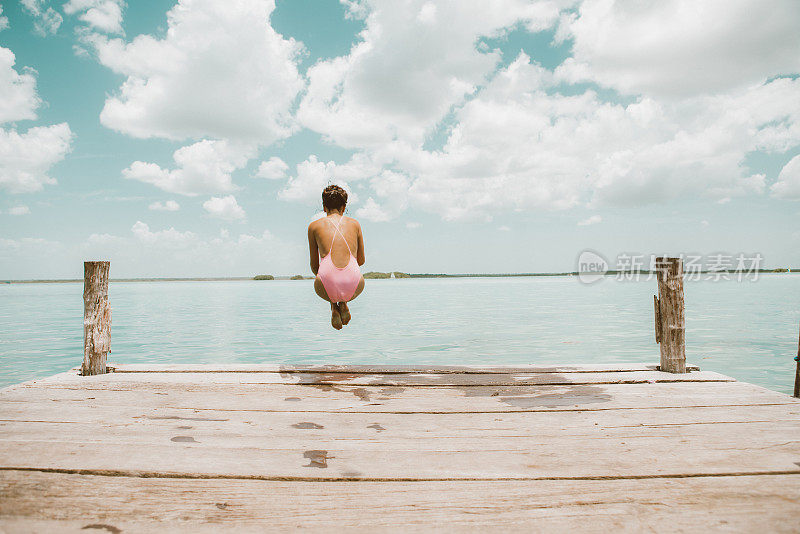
[576,249,609,284]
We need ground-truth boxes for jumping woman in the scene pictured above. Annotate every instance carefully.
[308,185,366,330]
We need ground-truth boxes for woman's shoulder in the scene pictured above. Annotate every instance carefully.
[345,216,361,228]
[307,218,324,233]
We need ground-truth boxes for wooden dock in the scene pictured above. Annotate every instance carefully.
[1,363,799,532]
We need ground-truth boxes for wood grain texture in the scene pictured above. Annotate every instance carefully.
[82,261,110,376]
[2,364,799,530]
[656,257,686,373]
[2,378,794,415]
[102,363,701,374]
[1,472,800,533]
[17,369,732,388]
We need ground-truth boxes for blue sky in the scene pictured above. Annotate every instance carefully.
[1,0,799,279]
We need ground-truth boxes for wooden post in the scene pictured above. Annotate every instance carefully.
[83,261,111,376]
[654,257,686,373]
[794,320,799,398]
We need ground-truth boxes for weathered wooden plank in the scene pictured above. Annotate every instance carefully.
[18,369,733,388]
[1,363,798,530]
[2,381,795,414]
[1,471,799,533]
[2,404,797,444]
[101,363,700,374]
[1,414,799,474]
[1,402,797,433]
[1,421,798,479]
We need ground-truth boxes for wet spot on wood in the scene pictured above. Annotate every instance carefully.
[81,524,121,533]
[292,422,324,429]
[499,389,611,408]
[341,470,362,477]
[303,449,332,468]
[171,436,197,443]
[351,388,370,401]
[215,503,229,510]
[458,384,611,407]
[149,415,228,422]
[367,423,385,431]
[284,397,301,401]
[292,372,362,384]
[307,383,372,401]
[176,425,193,430]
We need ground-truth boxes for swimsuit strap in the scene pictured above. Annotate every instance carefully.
[328,216,353,256]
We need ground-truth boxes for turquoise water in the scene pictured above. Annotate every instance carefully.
[1,276,798,394]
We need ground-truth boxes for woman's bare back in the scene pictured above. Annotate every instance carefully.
[310,215,364,268]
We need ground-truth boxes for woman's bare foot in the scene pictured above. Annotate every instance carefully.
[330,303,342,330]
[338,302,351,325]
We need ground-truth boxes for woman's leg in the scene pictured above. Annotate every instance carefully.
[314,277,342,330]
[338,277,364,326]
[330,302,342,330]
[350,276,365,301]
[338,302,351,325]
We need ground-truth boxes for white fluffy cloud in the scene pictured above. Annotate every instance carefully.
[8,205,31,215]
[396,55,795,217]
[129,220,196,247]
[355,170,410,222]
[280,1,800,221]
[148,200,180,211]
[0,123,73,193]
[279,154,377,205]
[255,156,289,180]
[0,47,39,123]
[0,124,71,189]
[21,0,63,35]
[122,139,254,196]
[0,46,73,193]
[203,195,245,221]
[0,6,9,31]
[577,215,601,226]
[79,222,297,277]
[316,51,798,220]
[770,155,800,200]
[64,0,125,34]
[91,0,303,144]
[556,0,800,97]
[298,0,570,148]
[355,198,389,222]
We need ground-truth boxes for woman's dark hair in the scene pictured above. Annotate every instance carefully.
[322,184,348,212]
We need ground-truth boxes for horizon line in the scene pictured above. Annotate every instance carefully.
[2,268,797,284]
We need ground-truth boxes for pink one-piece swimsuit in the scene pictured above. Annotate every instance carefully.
[317,217,361,303]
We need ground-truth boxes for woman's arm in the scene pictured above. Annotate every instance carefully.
[308,224,320,275]
[356,220,366,267]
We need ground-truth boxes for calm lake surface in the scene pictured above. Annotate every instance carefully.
[1,276,798,393]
